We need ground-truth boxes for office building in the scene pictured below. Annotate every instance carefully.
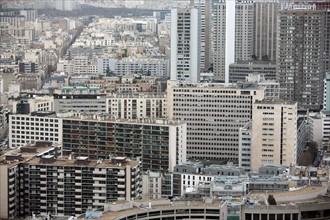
[170,7,200,82]
[167,80,264,162]
[277,7,325,110]
[251,99,297,171]
[62,115,187,172]
[213,0,254,83]
[9,111,62,148]
[254,1,278,61]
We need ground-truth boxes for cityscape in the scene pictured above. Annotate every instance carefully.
[1,0,330,219]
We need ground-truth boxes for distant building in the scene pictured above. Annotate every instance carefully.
[213,0,254,83]
[277,7,325,110]
[229,61,277,84]
[107,93,167,119]
[170,7,200,82]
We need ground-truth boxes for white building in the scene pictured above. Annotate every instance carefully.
[170,7,200,82]
[9,112,62,148]
[107,93,167,119]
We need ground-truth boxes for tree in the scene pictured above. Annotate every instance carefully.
[262,55,269,61]
[267,195,277,205]
[251,55,258,60]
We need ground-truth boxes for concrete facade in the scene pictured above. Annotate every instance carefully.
[251,100,297,171]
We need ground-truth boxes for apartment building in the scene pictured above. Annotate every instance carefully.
[9,111,62,148]
[62,115,187,172]
[167,80,264,162]
[24,156,142,217]
[0,142,61,219]
[106,93,167,119]
[98,58,169,77]
[213,0,254,82]
[277,7,325,110]
[251,99,298,171]
[170,7,200,82]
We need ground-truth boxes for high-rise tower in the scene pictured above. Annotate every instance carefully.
[213,0,254,83]
[277,5,325,110]
[170,7,200,82]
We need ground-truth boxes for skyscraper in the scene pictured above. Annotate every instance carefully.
[277,5,325,110]
[254,1,278,61]
[170,7,200,82]
[213,0,254,83]
[190,0,212,71]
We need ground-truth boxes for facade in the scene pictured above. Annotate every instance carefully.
[239,121,252,172]
[95,199,228,220]
[167,80,264,162]
[62,115,187,172]
[251,99,298,171]
[25,156,142,217]
[12,96,54,114]
[9,112,62,148]
[97,58,169,77]
[170,7,200,82]
[0,142,61,219]
[53,92,107,113]
[228,60,277,83]
[213,0,254,82]
[191,0,212,71]
[254,1,278,61]
[277,8,325,110]
[106,93,167,119]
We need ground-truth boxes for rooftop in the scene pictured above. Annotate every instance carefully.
[254,99,297,105]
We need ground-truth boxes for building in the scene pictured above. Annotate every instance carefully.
[254,1,278,61]
[106,93,167,119]
[228,60,277,83]
[239,121,252,172]
[12,95,54,114]
[170,7,200,82]
[53,89,107,113]
[62,114,187,172]
[241,186,330,220]
[9,111,62,148]
[86,199,228,220]
[24,156,142,217]
[190,0,212,71]
[167,80,264,162]
[277,7,325,110]
[251,99,298,171]
[0,142,61,219]
[213,0,254,83]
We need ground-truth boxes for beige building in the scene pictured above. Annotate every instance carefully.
[251,99,297,171]
[167,80,264,162]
